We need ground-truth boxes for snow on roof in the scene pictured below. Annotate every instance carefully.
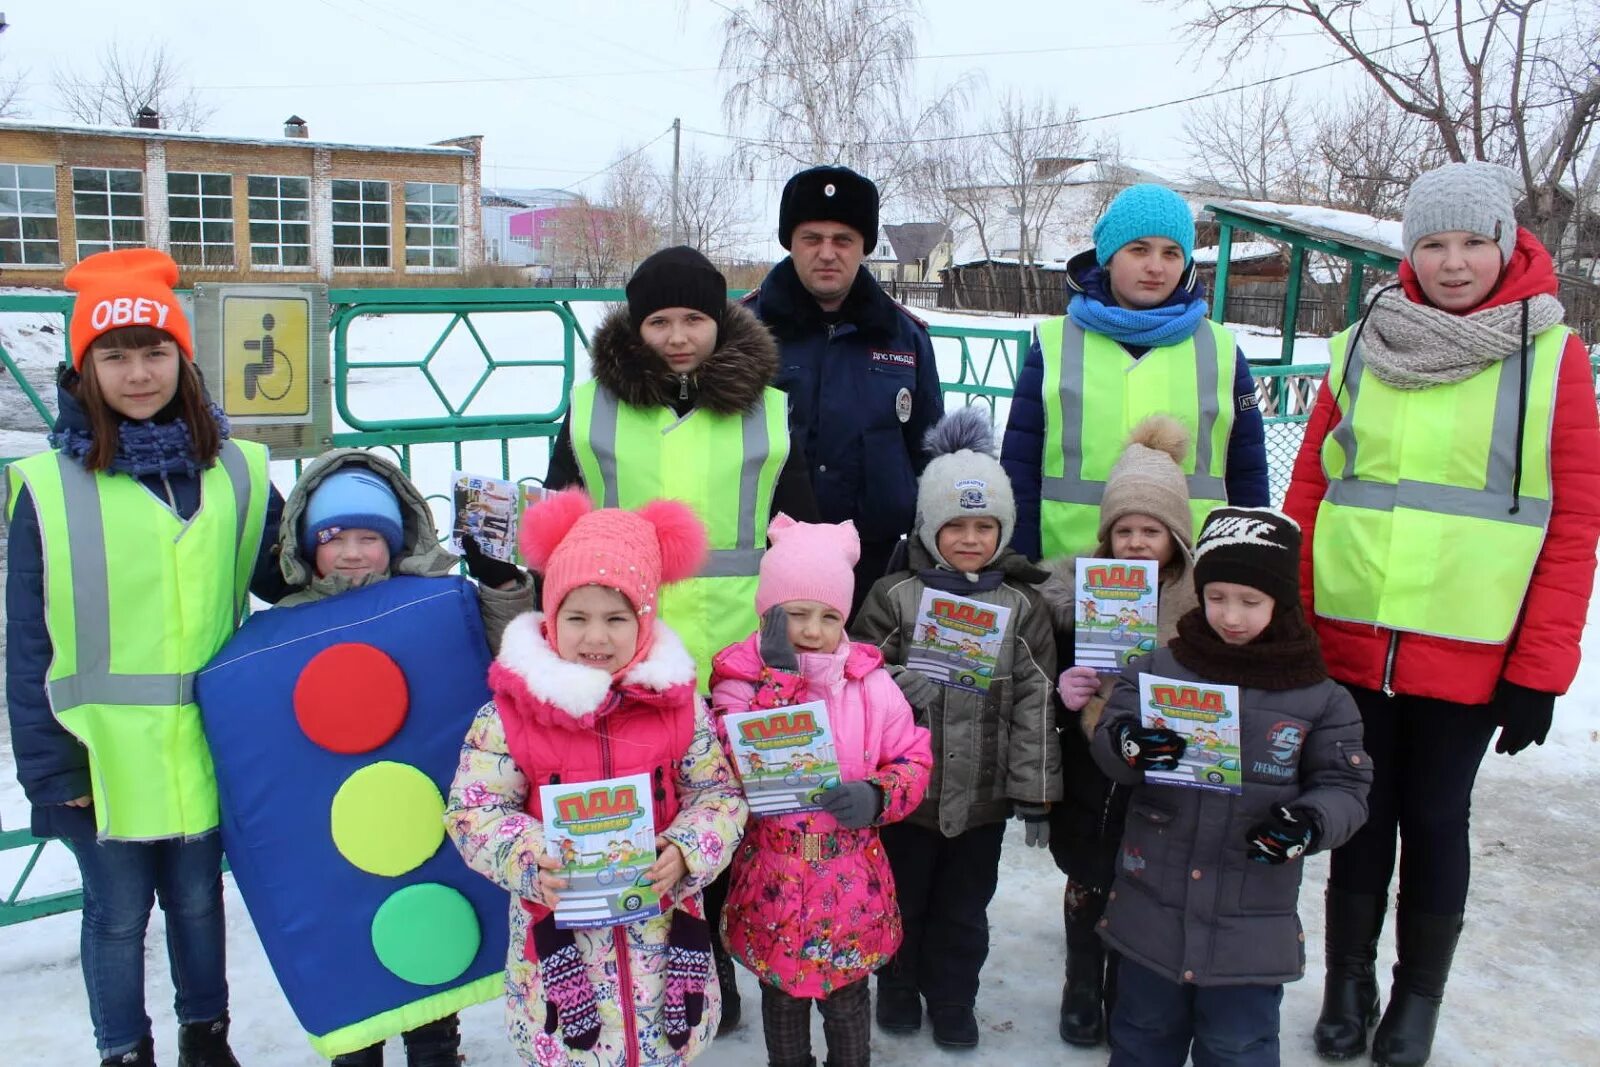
[950,256,1071,272]
[0,118,475,157]
[1209,199,1403,261]
[1192,241,1282,265]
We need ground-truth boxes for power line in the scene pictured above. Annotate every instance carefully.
[556,126,675,193]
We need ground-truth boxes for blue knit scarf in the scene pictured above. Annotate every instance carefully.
[1067,291,1209,347]
[49,402,231,478]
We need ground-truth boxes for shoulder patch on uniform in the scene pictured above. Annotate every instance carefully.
[738,287,760,304]
[1238,392,1260,411]
[890,299,928,329]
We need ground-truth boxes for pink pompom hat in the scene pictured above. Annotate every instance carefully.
[519,489,708,669]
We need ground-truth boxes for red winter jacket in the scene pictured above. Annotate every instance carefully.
[1282,229,1600,705]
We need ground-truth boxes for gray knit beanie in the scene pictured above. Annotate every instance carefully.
[1096,415,1193,549]
[915,407,1015,569]
[1401,162,1520,264]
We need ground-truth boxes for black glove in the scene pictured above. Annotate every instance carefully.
[816,780,883,829]
[1113,722,1187,771]
[1492,682,1556,756]
[758,605,799,673]
[892,667,941,712]
[461,533,525,589]
[1014,802,1051,848]
[1246,805,1315,865]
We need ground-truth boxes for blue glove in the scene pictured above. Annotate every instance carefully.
[1246,805,1315,865]
[1113,722,1187,771]
[816,780,883,829]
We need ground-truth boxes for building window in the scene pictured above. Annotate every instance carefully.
[72,168,145,260]
[332,179,390,268]
[0,163,60,266]
[247,175,311,267]
[403,182,459,269]
[168,172,235,267]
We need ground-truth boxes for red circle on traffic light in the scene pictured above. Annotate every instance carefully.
[293,643,408,754]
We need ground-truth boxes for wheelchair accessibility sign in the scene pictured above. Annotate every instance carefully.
[222,296,310,416]
[193,282,331,458]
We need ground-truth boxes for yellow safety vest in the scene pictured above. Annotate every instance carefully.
[569,380,790,687]
[1037,316,1237,557]
[1313,324,1565,644]
[5,440,271,839]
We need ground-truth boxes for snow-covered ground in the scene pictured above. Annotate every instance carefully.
[1,293,1594,1065]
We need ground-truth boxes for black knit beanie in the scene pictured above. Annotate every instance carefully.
[625,246,727,333]
[1192,506,1302,607]
[778,165,879,250]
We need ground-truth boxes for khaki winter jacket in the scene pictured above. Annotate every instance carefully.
[275,448,533,652]
[852,540,1060,836]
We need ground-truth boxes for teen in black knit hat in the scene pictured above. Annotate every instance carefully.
[626,245,727,333]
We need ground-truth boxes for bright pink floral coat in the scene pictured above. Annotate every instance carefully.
[709,634,932,998]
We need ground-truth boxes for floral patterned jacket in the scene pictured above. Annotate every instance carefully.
[445,618,748,1066]
[710,634,932,998]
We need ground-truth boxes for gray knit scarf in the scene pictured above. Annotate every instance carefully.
[1358,289,1565,389]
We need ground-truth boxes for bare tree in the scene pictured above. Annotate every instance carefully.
[545,197,627,284]
[0,58,24,118]
[1312,85,1451,216]
[673,149,758,260]
[1181,82,1320,200]
[989,93,1085,310]
[1170,1,1600,266]
[601,147,664,273]
[717,0,966,207]
[52,43,213,130]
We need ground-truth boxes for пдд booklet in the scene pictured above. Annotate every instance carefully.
[1075,558,1159,674]
[723,700,840,816]
[538,772,662,929]
[906,588,1012,693]
[1136,673,1243,795]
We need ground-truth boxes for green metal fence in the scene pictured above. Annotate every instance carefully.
[0,288,1330,927]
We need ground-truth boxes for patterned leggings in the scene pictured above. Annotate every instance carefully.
[761,977,872,1067]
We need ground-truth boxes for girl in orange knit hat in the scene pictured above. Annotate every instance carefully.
[445,489,748,1066]
[5,248,289,1066]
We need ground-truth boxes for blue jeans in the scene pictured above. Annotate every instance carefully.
[64,831,230,1057]
[1109,958,1282,1067]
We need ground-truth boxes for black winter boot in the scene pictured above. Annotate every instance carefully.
[401,1014,461,1067]
[1313,889,1386,1060]
[102,1036,156,1067]
[712,940,742,1035]
[1059,938,1106,1047]
[1371,911,1464,1067]
[331,1045,384,1066]
[874,969,922,1034]
[928,1003,979,1048]
[176,1013,240,1067]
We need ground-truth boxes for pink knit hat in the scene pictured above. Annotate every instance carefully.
[755,514,860,617]
[520,490,707,662]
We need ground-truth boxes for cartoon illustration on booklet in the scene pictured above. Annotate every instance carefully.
[1137,673,1243,795]
[906,588,1012,693]
[723,700,840,816]
[538,772,662,928]
[1075,557,1159,673]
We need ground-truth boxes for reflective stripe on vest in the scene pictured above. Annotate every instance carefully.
[6,440,271,838]
[1312,325,1564,644]
[1037,316,1236,557]
[569,381,790,683]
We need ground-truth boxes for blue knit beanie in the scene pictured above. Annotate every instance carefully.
[1093,184,1195,266]
[302,468,405,557]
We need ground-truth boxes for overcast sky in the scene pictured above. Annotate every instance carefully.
[2,0,1371,257]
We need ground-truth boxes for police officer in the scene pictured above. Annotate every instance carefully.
[744,165,944,617]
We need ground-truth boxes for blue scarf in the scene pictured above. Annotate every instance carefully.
[49,402,231,478]
[1066,260,1209,347]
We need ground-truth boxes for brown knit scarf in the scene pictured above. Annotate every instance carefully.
[1169,603,1328,690]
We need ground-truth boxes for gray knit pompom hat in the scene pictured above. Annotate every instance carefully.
[1401,162,1520,264]
[915,406,1015,568]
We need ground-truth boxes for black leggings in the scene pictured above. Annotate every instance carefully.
[1326,686,1498,915]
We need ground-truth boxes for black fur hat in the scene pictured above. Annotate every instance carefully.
[778,165,879,250]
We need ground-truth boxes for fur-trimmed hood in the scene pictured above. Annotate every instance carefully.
[489,611,698,728]
[587,301,779,415]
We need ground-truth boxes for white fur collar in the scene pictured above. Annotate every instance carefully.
[495,612,697,719]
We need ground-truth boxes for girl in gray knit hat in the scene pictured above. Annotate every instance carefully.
[1035,413,1199,1048]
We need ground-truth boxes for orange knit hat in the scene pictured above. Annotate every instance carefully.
[64,248,193,369]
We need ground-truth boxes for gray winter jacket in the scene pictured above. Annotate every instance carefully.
[1092,647,1371,986]
[852,540,1061,836]
[275,448,533,653]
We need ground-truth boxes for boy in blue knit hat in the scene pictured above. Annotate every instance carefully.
[1000,182,1269,561]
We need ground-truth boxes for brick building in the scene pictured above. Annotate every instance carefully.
[0,115,484,286]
